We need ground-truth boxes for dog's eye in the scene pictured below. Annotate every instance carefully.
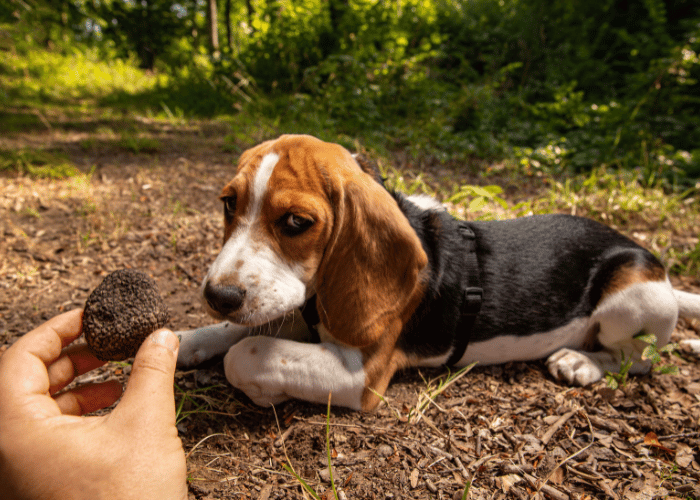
[222,196,237,217]
[280,213,314,237]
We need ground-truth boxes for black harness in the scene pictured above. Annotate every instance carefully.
[300,222,483,366]
[446,223,483,366]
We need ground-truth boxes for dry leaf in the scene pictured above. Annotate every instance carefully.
[497,474,523,492]
[593,431,613,448]
[643,432,675,454]
[675,444,694,468]
[549,467,565,485]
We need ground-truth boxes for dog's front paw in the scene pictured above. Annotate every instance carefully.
[175,323,251,368]
[176,340,210,368]
[547,348,605,386]
[223,337,292,407]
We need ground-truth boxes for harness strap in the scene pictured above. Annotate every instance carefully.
[302,224,482,366]
[301,295,322,343]
[446,223,483,366]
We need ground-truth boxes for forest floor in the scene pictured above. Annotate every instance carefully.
[1,111,700,500]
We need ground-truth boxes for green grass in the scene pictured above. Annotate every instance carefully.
[2,37,698,276]
[117,133,162,154]
[0,148,81,179]
[0,39,161,108]
[409,364,477,424]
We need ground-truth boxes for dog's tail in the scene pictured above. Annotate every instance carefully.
[674,289,700,319]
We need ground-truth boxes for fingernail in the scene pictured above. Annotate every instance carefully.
[150,329,179,352]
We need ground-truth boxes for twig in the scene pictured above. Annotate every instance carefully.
[453,456,471,482]
[425,444,454,460]
[420,412,449,441]
[274,423,296,447]
[540,410,576,445]
[185,433,230,460]
[33,109,52,131]
[566,463,605,481]
[523,473,569,500]
[654,431,700,441]
[531,410,595,500]
[273,405,318,500]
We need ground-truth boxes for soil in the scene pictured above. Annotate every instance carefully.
[1,118,699,500]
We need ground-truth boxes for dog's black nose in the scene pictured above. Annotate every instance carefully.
[203,282,246,316]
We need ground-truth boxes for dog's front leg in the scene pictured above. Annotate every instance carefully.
[176,322,251,367]
[223,336,367,410]
[176,310,313,368]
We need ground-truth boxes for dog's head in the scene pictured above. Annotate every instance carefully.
[202,134,428,347]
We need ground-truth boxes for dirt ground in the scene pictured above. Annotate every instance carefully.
[1,118,699,500]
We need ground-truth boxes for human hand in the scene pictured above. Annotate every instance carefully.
[0,309,188,500]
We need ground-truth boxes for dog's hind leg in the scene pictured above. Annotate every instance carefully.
[548,279,678,386]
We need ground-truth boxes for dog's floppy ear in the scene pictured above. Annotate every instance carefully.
[352,153,385,187]
[316,150,428,348]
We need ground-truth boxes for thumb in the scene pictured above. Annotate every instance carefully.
[112,329,180,425]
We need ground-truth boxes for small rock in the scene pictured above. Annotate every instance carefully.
[318,467,336,483]
[196,371,212,386]
[377,444,393,458]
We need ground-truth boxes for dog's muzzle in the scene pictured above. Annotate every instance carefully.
[203,281,246,317]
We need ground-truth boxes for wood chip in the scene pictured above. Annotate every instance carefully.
[410,469,419,489]
[541,411,576,445]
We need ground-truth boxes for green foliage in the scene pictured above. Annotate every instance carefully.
[409,363,476,424]
[670,239,700,276]
[0,37,161,108]
[637,332,680,376]
[605,332,680,389]
[0,148,80,179]
[89,0,193,70]
[605,354,634,390]
[460,481,472,500]
[118,133,161,154]
[276,395,338,500]
[324,394,339,500]
[4,0,700,183]
[448,185,508,213]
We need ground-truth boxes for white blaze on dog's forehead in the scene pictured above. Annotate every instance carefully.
[204,150,307,324]
[250,152,280,218]
[207,152,280,278]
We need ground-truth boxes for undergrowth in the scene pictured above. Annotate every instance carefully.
[0,148,81,179]
[2,29,699,276]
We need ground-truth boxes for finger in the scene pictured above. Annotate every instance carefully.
[47,344,107,395]
[53,380,124,416]
[15,309,84,362]
[0,309,84,419]
[112,329,179,426]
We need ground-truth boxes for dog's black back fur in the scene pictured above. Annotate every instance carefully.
[393,192,663,359]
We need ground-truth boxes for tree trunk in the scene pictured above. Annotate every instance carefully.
[207,0,220,57]
[247,0,255,31]
[328,0,349,33]
[224,0,233,52]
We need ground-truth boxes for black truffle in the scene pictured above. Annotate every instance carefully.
[83,269,170,361]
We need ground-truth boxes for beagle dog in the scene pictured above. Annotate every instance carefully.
[176,134,700,411]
